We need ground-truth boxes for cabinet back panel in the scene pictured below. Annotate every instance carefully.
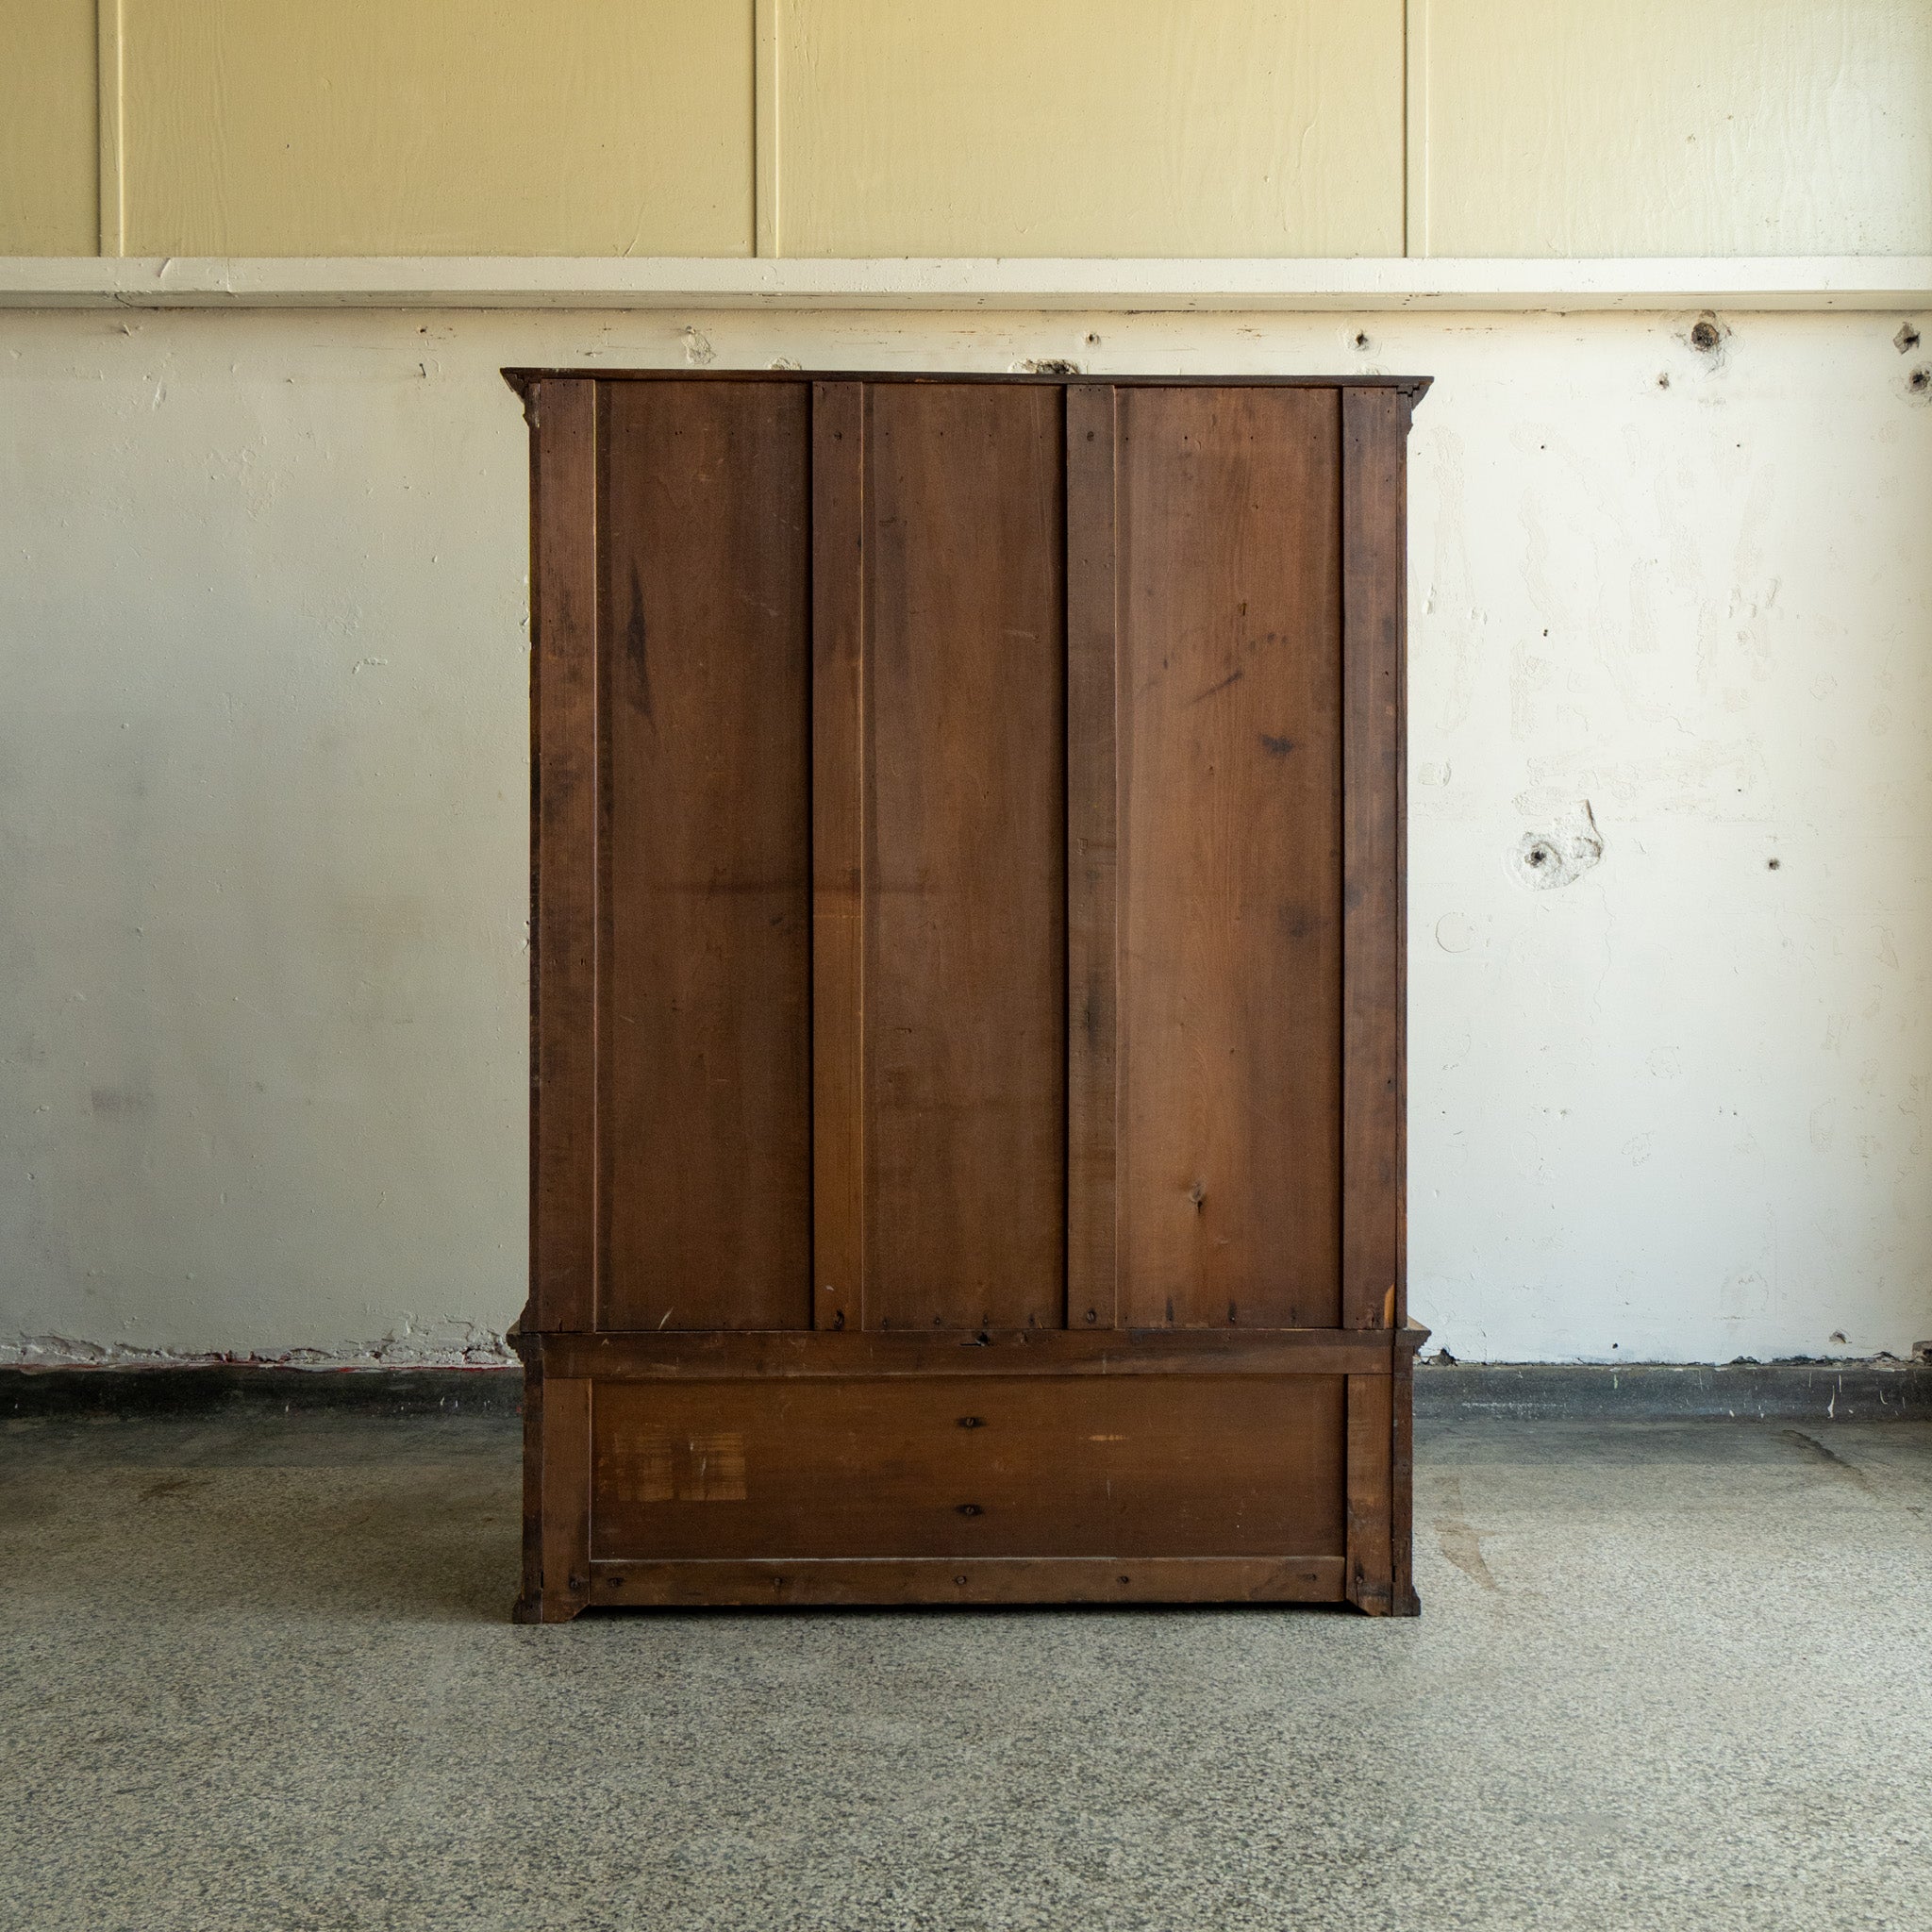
[1116,386,1344,1328]
[599,381,814,1330]
[859,383,1068,1332]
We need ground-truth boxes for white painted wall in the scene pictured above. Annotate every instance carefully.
[1,306,1926,1363]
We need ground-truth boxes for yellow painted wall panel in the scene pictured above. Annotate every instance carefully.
[122,0,754,257]
[0,0,97,255]
[776,0,1405,258]
[1424,0,1932,257]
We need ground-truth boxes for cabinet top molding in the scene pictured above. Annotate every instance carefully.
[502,369,1435,399]
[1,257,1924,313]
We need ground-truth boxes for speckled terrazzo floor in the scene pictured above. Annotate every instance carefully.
[3,1413,1928,1932]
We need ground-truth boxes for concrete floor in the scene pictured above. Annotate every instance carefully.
[3,1412,1928,1932]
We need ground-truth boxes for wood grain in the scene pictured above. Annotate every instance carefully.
[1344,1368,1395,1615]
[513,1367,591,1624]
[811,382,866,1334]
[591,1374,1345,1560]
[508,370,1432,396]
[518,370,1424,1618]
[1116,385,1343,1329]
[532,1324,1394,1382]
[1341,387,1407,1332]
[1392,1326,1419,1615]
[1065,385,1120,1331]
[528,378,599,1333]
[861,382,1067,1333]
[599,380,812,1332]
[592,1555,1347,1607]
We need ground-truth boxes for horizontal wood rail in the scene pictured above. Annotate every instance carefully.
[521,1325,1428,1381]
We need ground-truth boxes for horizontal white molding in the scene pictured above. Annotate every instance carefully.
[0,256,1925,313]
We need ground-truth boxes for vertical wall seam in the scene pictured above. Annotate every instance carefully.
[1403,0,1428,258]
[754,0,780,257]
[95,0,124,256]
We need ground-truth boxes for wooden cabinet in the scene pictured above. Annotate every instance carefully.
[508,371,1429,1620]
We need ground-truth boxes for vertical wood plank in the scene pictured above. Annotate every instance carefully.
[1341,386,1407,1333]
[538,1374,592,1622]
[1393,408,1411,1337]
[861,383,1067,1332]
[598,380,813,1331]
[1344,1370,1394,1615]
[1065,385,1119,1331]
[812,381,866,1332]
[1391,1337,1419,1615]
[529,377,599,1333]
[513,1358,593,1623]
[1115,386,1343,1329]
[512,1351,547,1621]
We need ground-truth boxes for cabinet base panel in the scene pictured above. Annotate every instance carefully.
[587,1555,1351,1609]
[513,1329,1424,1618]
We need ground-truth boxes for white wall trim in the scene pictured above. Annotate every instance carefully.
[0,256,1926,313]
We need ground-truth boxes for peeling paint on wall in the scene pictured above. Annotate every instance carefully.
[1,1325,515,1371]
[1513,801,1604,891]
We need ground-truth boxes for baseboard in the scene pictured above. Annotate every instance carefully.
[4,1359,1927,1424]
[1413,1360,1932,1423]
[0,1363,523,1420]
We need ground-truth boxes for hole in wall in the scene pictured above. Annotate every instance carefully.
[1512,801,1604,891]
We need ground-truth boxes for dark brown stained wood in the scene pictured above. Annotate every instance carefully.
[1344,1369,1395,1615]
[1391,1327,1419,1615]
[512,1350,547,1620]
[861,381,1067,1332]
[592,1555,1347,1607]
[529,378,599,1333]
[508,368,1432,395]
[1115,385,1343,1330]
[534,1324,1393,1382]
[515,368,1424,1617]
[1341,387,1407,1332]
[812,382,866,1333]
[513,1368,591,1623]
[598,381,812,1332]
[591,1374,1344,1560]
[1065,386,1120,1331]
